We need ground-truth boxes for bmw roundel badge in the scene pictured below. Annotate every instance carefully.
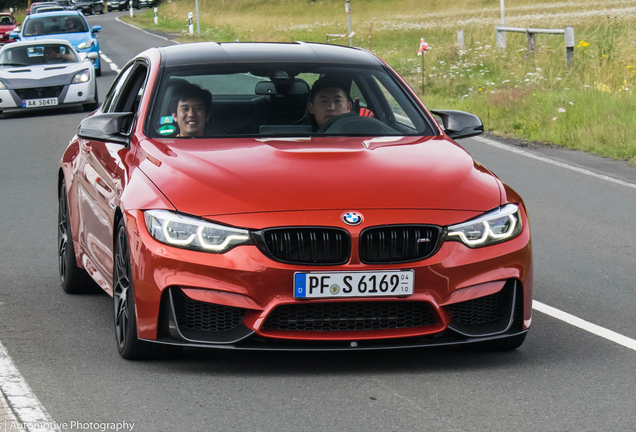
[342,212,363,226]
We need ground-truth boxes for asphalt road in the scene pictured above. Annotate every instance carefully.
[0,11,635,432]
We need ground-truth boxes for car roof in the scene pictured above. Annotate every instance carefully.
[1,38,76,50]
[25,10,84,19]
[157,42,383,68]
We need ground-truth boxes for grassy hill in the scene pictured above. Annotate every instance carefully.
[129,0,636,163]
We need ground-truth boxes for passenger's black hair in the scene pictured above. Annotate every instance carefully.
[170,83,212,115]
[309,77,352,103]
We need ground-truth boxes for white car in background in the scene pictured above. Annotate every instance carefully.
[0,39,98,116]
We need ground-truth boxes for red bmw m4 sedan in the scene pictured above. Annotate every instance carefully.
[58,42,532,359]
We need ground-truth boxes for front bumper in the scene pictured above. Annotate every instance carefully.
[124,206,533,350]
[0,81,96,111]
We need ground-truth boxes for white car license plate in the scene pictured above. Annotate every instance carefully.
[22,97,58,108]
[294,270,414,298]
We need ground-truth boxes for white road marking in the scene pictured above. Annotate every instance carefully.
[533,300,636,351]
[99,51,120,73]
[115,16,181,44]
[0,342,59,431]
[474,136,636,190]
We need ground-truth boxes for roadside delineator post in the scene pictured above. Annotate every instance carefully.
[154,7,158,25]
[564,26,574,68]
[188,12,194,35]
[129,0,133,17]
[457,30,464,49]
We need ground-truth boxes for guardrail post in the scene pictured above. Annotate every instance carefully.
[526,31,535,53]
[564,26,574,68]
[496,25,506,49]
[457,30,464,49]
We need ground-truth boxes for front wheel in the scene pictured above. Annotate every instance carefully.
[95,60,102,77]
[113,219,176,360]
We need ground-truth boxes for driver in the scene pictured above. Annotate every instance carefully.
[65,18,77,32]
[308,77,352,130]
[300,77,374,131]
[43,45,74,63]
[170,83,228,137]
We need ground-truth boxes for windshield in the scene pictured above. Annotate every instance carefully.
[23,15,88,36]
[147,63,434,139]
[0,43,79,66]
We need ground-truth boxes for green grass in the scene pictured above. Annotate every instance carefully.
[116,1,636,163]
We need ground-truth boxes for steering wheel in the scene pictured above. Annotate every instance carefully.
[318,112,399,135]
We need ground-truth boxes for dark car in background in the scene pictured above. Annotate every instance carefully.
[74,0,106,14]
[107,0,129,10]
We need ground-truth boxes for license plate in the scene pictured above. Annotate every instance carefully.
[294,270,414,298]
[22,97,58,108]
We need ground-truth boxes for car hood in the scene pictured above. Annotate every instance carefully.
[0,63,85,86]
[136,135,502,216]
[21,33,92,47]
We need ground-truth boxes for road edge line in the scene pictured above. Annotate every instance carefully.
[533,300,636,351]
[473,136,636,190]
[0,341,59,431]
[115,16,181,44]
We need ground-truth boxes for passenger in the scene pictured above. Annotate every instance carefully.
[31,20,45,35]
[300,76,374,131]
[170,83,227,137]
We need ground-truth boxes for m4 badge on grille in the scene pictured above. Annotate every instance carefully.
[417,238,431,243]
[342,212,363,226]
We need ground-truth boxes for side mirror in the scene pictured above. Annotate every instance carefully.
[78,112,133,145]
[91,25,101,33]
[86,52,98,62]
[9,31,19,40]
[15,22,21,26]
[429,109,484,140]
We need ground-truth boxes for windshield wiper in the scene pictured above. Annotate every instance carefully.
[0,63,28,66]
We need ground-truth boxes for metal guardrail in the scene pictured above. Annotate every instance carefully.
[496,25,575,67]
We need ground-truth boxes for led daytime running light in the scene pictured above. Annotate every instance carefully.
[145,210,251,253]
[446,204,522,248]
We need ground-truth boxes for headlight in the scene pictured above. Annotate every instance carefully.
[445,204,522,248]
[144,210,252,253]
[77,39,94,50]
[0,81,6,89]
[72,69,90,83]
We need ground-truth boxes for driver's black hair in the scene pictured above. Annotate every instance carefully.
[309,77,352,103]
[170,83,212,115]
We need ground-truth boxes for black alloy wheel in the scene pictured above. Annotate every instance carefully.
[113,219,179,359]
[89,5,94,14]
[58,179,94,293]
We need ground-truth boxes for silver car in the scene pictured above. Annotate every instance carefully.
[0,39,98,116]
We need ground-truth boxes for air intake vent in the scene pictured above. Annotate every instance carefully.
[14,85,64,100]
[263,301,437,331]
[257,227,350,265]
[172,288,247,332]
[359,225,441,264]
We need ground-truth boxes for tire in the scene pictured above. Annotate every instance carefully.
[89,5,94,14]
[58,179,95,294]
[113,219,180,360]
[100,5,105,13]
[95,59,102,77]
